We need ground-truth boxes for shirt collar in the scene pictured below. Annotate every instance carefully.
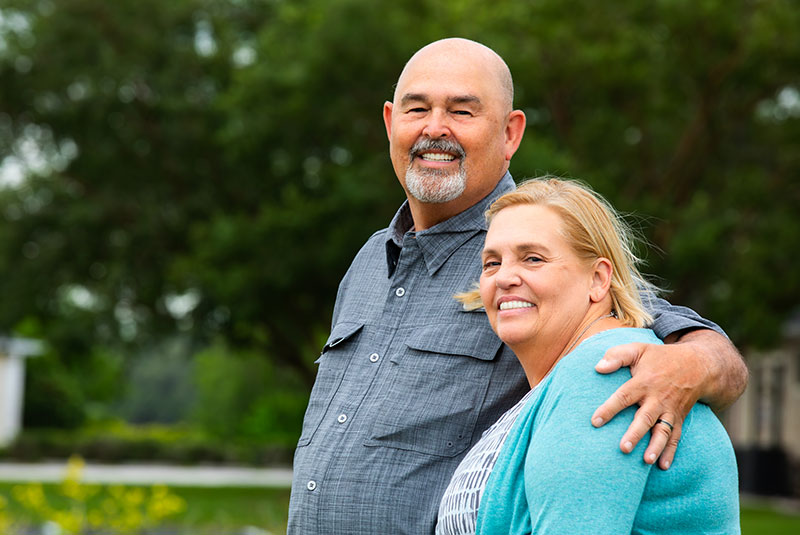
[385,172,517,277]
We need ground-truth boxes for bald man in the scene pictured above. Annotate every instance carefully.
[288,38,746,534]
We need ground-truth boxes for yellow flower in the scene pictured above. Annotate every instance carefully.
[12,483,48,511]
[88,509,105,528]
[124,488,144,506]
[64,454,86,483]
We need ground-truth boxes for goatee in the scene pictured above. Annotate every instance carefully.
[405,138,467,204]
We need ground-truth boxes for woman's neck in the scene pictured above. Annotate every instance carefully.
[514,311,622,387]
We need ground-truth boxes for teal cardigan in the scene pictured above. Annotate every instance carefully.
[476,328,740,534]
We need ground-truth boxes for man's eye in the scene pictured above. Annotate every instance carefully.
[482,261,500,270]
[408,107,427,113]
[525,256,543,263]
[452,110,472,116]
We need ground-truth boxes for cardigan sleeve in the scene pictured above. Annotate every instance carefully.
[476,330,661,535]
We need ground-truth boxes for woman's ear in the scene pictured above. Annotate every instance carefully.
[589,258,613,303]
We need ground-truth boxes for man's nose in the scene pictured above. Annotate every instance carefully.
[422,109,451,138]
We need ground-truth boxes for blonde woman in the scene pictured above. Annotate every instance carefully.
[436,178,739,534]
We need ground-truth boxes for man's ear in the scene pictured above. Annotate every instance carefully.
[383,101,394,141]
[504,109,527,161]
[590,257,613,303]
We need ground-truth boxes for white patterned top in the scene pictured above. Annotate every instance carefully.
[435,387,536,535]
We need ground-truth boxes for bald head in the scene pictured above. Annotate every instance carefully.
[383,37,526,230]
[394,38,514,113]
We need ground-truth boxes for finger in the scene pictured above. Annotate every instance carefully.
[595,343,646,374]
[618,404,659,454]
[591,382,643,428]
[643,414,676,464]
[658,424,683,470]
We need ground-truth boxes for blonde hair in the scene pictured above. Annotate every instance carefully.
[458,177,657,327]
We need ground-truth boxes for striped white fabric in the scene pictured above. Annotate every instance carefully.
[435,387,536,535]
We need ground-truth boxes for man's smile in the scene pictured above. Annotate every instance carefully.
[419,152,456,162]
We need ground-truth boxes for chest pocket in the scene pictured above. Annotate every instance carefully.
[364,322,502,457]
[297,321,364,447]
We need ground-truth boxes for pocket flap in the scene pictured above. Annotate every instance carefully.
[321,321,364,353]
[405,323,501,361]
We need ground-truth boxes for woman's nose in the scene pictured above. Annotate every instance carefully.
[495,263,521,289]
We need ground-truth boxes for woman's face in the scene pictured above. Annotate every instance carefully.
[479,204,595,353]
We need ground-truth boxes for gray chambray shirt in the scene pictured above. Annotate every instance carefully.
[287,172,724,535]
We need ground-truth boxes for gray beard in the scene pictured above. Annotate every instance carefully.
[405,164,467,203]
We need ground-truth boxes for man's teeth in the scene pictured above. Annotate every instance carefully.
[420,153,455,162]
[499,301,533,311]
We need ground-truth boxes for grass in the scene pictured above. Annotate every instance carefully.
[0,482,798,534]
[741,499,800,535]
[170,486,290,533]
[0,483,291,534]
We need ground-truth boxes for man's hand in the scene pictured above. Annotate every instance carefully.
[590,329,747,470]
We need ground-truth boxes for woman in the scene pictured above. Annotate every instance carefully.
[436,178,739,534]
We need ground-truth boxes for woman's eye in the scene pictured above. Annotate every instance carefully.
[482,261,500,270]
[525,256,543,263]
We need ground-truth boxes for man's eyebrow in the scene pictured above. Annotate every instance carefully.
[448,95,481,106]
[398,94,482,107]
[399,93,430,106]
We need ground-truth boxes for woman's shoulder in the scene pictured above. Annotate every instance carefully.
[555,328,659,372]
[581,327,660,351]
[536,328,659,403]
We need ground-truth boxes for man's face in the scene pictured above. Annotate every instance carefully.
[383,48,516,211]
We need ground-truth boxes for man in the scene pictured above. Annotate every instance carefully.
[288,38,747,534]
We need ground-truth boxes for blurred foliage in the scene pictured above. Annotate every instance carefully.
[2,455,185,534]
[3,421,294,465]
[115,338,196,425]
[191,341,307,445]
[0,483,293,535]
[0,0,798,435]
[23,353,87,429]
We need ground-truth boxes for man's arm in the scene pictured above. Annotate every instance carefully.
[591,328,748,470]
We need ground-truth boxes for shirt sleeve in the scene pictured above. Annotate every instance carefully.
[642,292,726,340]
[521,352,654,534]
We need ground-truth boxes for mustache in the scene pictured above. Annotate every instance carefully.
[409,138,466,159]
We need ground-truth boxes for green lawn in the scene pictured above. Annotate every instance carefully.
[172,486,290,533]
[741,500,800,535]
[1,482,798,534]
[0,483,291,534]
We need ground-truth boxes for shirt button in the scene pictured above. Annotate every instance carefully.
[337,413,348,424]
[369,353,379,363]
[395,287,406,297]
[306,480,317,491]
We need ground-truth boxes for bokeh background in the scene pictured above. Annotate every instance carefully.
[0,0,799,532]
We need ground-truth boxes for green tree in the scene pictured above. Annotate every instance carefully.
[0,0,798,420]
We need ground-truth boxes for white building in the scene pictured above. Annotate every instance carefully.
[724,314,800,496]
[0,337,43,447]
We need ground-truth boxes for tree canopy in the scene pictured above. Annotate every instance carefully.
[0,0,798,401]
